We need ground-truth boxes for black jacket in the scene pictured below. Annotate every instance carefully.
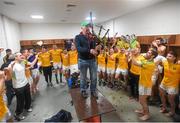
[75,34,96,60]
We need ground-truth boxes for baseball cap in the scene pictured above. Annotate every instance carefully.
[81,21,90,27]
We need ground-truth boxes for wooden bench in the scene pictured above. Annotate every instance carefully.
[69,88,116,122]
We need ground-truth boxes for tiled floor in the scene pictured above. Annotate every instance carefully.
[8,74,177,122]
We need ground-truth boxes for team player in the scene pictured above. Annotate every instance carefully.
[0,71,12,122]
[97,48,106,86]
[49,45,63,84]
[68,43,78,75]
[129,48,144,100]
[132,48,158,121]
[38,46,53,87]
[61,49,69,83]
[159,51,180,117]
[115,48,128,89]
[28,48,40,94]
[106,48,117,88]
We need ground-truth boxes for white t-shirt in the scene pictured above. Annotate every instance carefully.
[11,61,28,88]
[154,55,166,73]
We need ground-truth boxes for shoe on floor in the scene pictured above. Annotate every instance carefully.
[81,91,88,98]
[27,108,33,112]
[50,82,53,87]
[14,114,26,121]
[98,80,102,86]
[47,83,50,87]
[60,82,65,86]
[56,80,59,84]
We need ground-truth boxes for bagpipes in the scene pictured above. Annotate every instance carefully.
[88,12,118,52]
[88,12,141,53]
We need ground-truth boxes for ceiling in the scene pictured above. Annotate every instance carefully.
[0,0,166,23]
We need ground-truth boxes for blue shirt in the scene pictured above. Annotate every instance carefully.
[28,54,38,69]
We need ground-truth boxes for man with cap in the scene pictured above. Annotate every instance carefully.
[75,21,98,99]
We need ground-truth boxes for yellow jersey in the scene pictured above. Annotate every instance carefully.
[107,53,117,69]
[0,95,7,121]
[39,52,51,67]
[97,54,106,67]
[61,53,69,67]
[49,49,62,63]
[117,52,128,69]
[139,59,156,88]
[161,60,180,88]
[0,83,7,121]
[130,54,145,75]
[69,50,78,65]
[25,67,31,78]
[23,60,31,78]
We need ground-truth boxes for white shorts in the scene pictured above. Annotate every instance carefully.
[115,68,128,76]
[31,69,40,79]
[139,85,152,96]
[53,62,62,69]
[70,64,79,74]
[62,65,69,72]
[27,76,33,85]
[160,84,178,95]
[97,65,105,73]
[106,68,115,74]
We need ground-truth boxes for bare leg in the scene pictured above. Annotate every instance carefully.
[167,94,176,116]
[139,95,150,121]
[159,87,167,112]
[135,95,144,114]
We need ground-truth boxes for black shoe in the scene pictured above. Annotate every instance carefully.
[98,80,102,86]
[81,91,88,98]
[14,114,26,121]
[56,80,59,84]
[91,91,98,99]
[103,81,106,86]
[47,83,50,87]
[50,82,53,87]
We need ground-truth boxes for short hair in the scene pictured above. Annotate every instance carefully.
[28,47,33,50]
[156,37,164,44]
[150,48,158,58]
[168,51,177,58]
[156,37,163,41]
[42,46,47,49]
[14,52,21,57]
[6,49,12,53]
[20,48,27,54]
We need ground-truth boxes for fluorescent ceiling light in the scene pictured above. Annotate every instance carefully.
[31,15,44,19]
[86,17,96,20]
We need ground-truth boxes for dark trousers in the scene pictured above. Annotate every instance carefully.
[14,83,31,115]
[129,72,139,98]
[5,80,15,106]
[42,66,52,83]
